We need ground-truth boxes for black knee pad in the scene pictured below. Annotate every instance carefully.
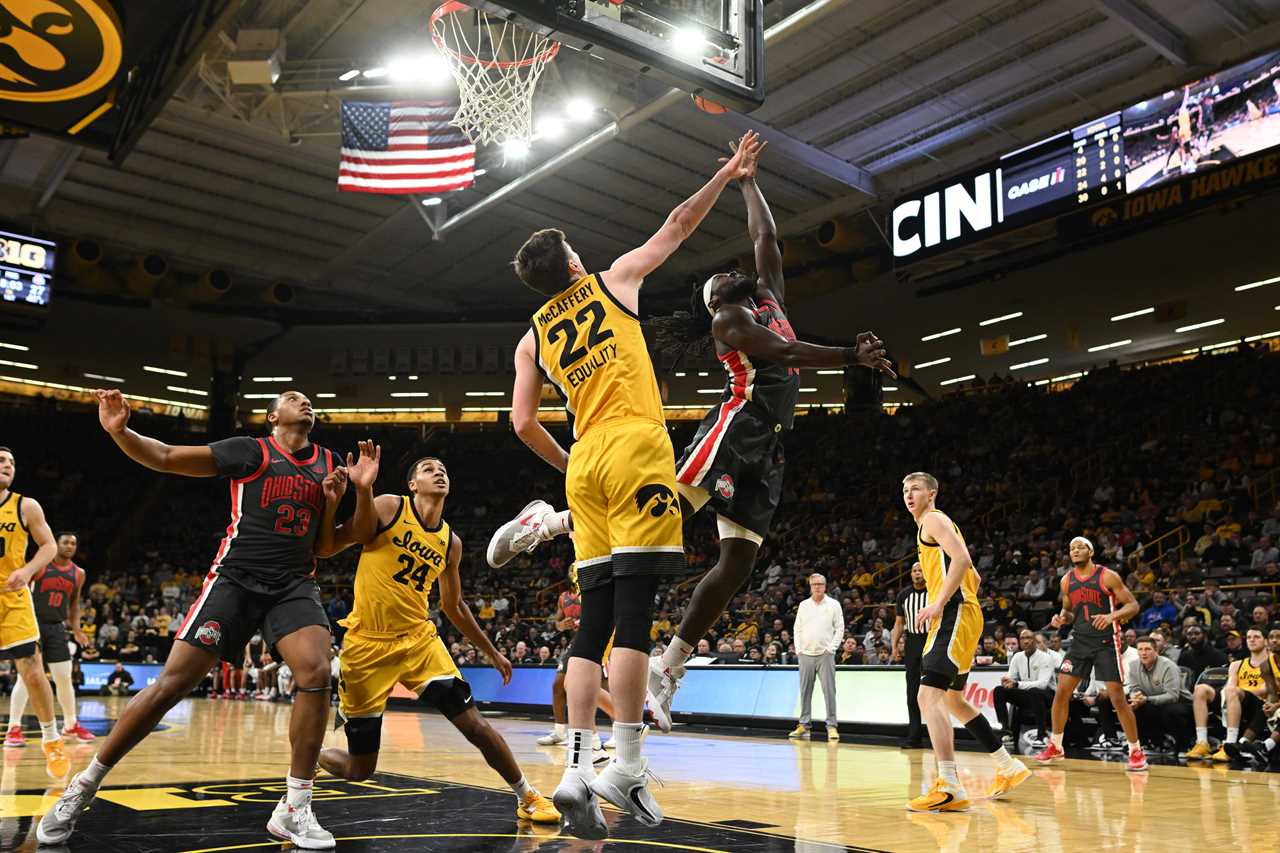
[419,677,475,721]
[611,575,658,652]
[342,715,382,756]
[569,584,614,664]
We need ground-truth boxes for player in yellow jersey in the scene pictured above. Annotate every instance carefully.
[1217,627,1280,765]
[0,447,69,779]
[902,472,1028,812]
[315,454,559,824]
[501,131,763,840]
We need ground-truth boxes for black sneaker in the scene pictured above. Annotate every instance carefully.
[1233,740,1269,767]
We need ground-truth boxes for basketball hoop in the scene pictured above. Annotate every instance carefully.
[430,1,560,146]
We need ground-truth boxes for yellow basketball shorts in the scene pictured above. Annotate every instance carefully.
[566,419,685,592]
[338,623,462,719]
[922,598,983,691]
[0,587,40,659]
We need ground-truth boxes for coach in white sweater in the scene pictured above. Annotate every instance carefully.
[789,573,845,741]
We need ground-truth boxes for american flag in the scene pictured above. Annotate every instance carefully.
[338,100,476,195]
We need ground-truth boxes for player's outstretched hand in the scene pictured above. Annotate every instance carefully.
[323,466,349,504]
[853,332,897,378]
[492,651,513,685]
[719,137,770,181]
[346,439,381,489]
[96,389,131,434]
[718,130,762,181]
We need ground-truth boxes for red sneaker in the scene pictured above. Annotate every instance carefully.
[3,725,24,748]
[1126,747,1148,771]
[62,723,95,743]
[1033,742,1065,764]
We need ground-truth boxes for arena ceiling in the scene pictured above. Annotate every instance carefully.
[3,0,1280,408]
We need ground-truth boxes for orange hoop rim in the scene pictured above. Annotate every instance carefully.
[429,1,561,69]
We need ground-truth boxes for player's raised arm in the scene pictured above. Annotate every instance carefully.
[605,131,762,297]
[96,389,219,477]
[437,533,513,685]
[736,144,784,301]
[511,331,569,473]
[1100,569,1140,628]
[4,497,57,592]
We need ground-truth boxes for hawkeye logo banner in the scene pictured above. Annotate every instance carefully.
[0,0,123,135]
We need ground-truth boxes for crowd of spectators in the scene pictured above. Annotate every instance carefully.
[0,347,1277,761]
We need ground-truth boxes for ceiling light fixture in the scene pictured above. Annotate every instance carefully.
[1008,334,1047,347]
[939,374,976,386]
[913,357,951,369]
[339,69,360,81]
[1010,358,1049,370]
[0,342,29,351]
[143,365,187,377]
[1111,307,1155,321]
[565,97,595,121]
[390,392,431,398]
[1175,318,1225,333]
[920,327,961,341]
[362,67,387,79]
[0,359,37,370]
[979,311,1023,326]
[672,28,703,55]
[251,376,292,382]
[1086,339,1132,353]
[503,138,530,159]
[83,372,124,382]
[1234,275,1280,292]
[166,385,207,397]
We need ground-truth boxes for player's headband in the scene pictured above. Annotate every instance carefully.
[702,276,716,316]
[1070,536,1094,553]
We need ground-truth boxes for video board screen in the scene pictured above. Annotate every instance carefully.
[1124,49,1280,193]
[0,230,55,308]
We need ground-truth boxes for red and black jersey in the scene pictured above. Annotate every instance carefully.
[1067,565,1116,644]
[32,560,82,624]
[715,294,800,430]
[205,435,334,594]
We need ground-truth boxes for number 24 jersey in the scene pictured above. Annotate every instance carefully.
[342,496,452,638]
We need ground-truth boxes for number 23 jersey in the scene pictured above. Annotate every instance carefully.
[342,496,451,638]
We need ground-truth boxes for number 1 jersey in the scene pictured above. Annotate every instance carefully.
[207,435,334,593]
[341,496,451,638]
[532,272,665,439]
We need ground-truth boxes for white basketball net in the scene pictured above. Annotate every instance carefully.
[431,2,560,147]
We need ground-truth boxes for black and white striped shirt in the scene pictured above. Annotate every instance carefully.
[895,586,929,636]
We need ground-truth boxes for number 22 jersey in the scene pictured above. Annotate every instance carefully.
[208,435,335,593]
[341,496,451,638]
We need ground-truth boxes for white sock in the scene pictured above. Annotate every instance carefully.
[1227,727,1239,744]
[286,775,313,809]
[613,722,645,774]
[937,760,959,786]
[1050,732,1063,750]
[661,638,694,670]
[1127,741,1140,755]
[992,747,1018,773]
[509,775,532,798]
[1196,727,1208,744]
[39,720,57,743]
[80,756,112,787]
[563,728,594,778]
[1264,737,1277,752]
[552,722,567,738]
[542,510,573,540]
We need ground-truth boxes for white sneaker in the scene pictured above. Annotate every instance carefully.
[36,772,96,844]
[592,732,602,751]
[266,797,335,850]
[537,729,566,746]
[645,656,685,733]
[486,500,555,568]
[591,758,663,827]
[552,773,608,840]
[601,737,615,750]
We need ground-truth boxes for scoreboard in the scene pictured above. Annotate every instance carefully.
[0,230,56,309]
[893,46,1280,264]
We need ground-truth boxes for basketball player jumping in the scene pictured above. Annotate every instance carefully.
[39,390,377,849]
[6,530,93,745]
[0,447,70,779]
[1033,536,1147,771]
[490,141,893,734]
[314,455,560,824]
[903,472,1029,812]
[500,131,763,839]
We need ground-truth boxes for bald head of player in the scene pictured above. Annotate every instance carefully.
[265,390,315,433]
[512,228,588,296]
[407,457,450,498]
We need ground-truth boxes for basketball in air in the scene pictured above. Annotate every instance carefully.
[692,93,729,115]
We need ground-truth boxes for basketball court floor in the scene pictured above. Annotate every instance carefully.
[0,699,1275,852]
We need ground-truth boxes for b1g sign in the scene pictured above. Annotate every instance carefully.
[0,228,56,307]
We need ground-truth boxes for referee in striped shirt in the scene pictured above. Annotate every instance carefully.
[891,562,929,748]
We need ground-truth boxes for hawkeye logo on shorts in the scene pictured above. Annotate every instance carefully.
[635,484,679,517]
[196,620,222,647]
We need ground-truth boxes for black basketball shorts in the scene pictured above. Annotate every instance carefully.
[1060,632,1123,684]
[675,402,785,539]
[175,573,330,663]
[37,621,71,664]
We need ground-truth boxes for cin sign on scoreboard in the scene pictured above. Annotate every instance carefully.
[0,230,56,308]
